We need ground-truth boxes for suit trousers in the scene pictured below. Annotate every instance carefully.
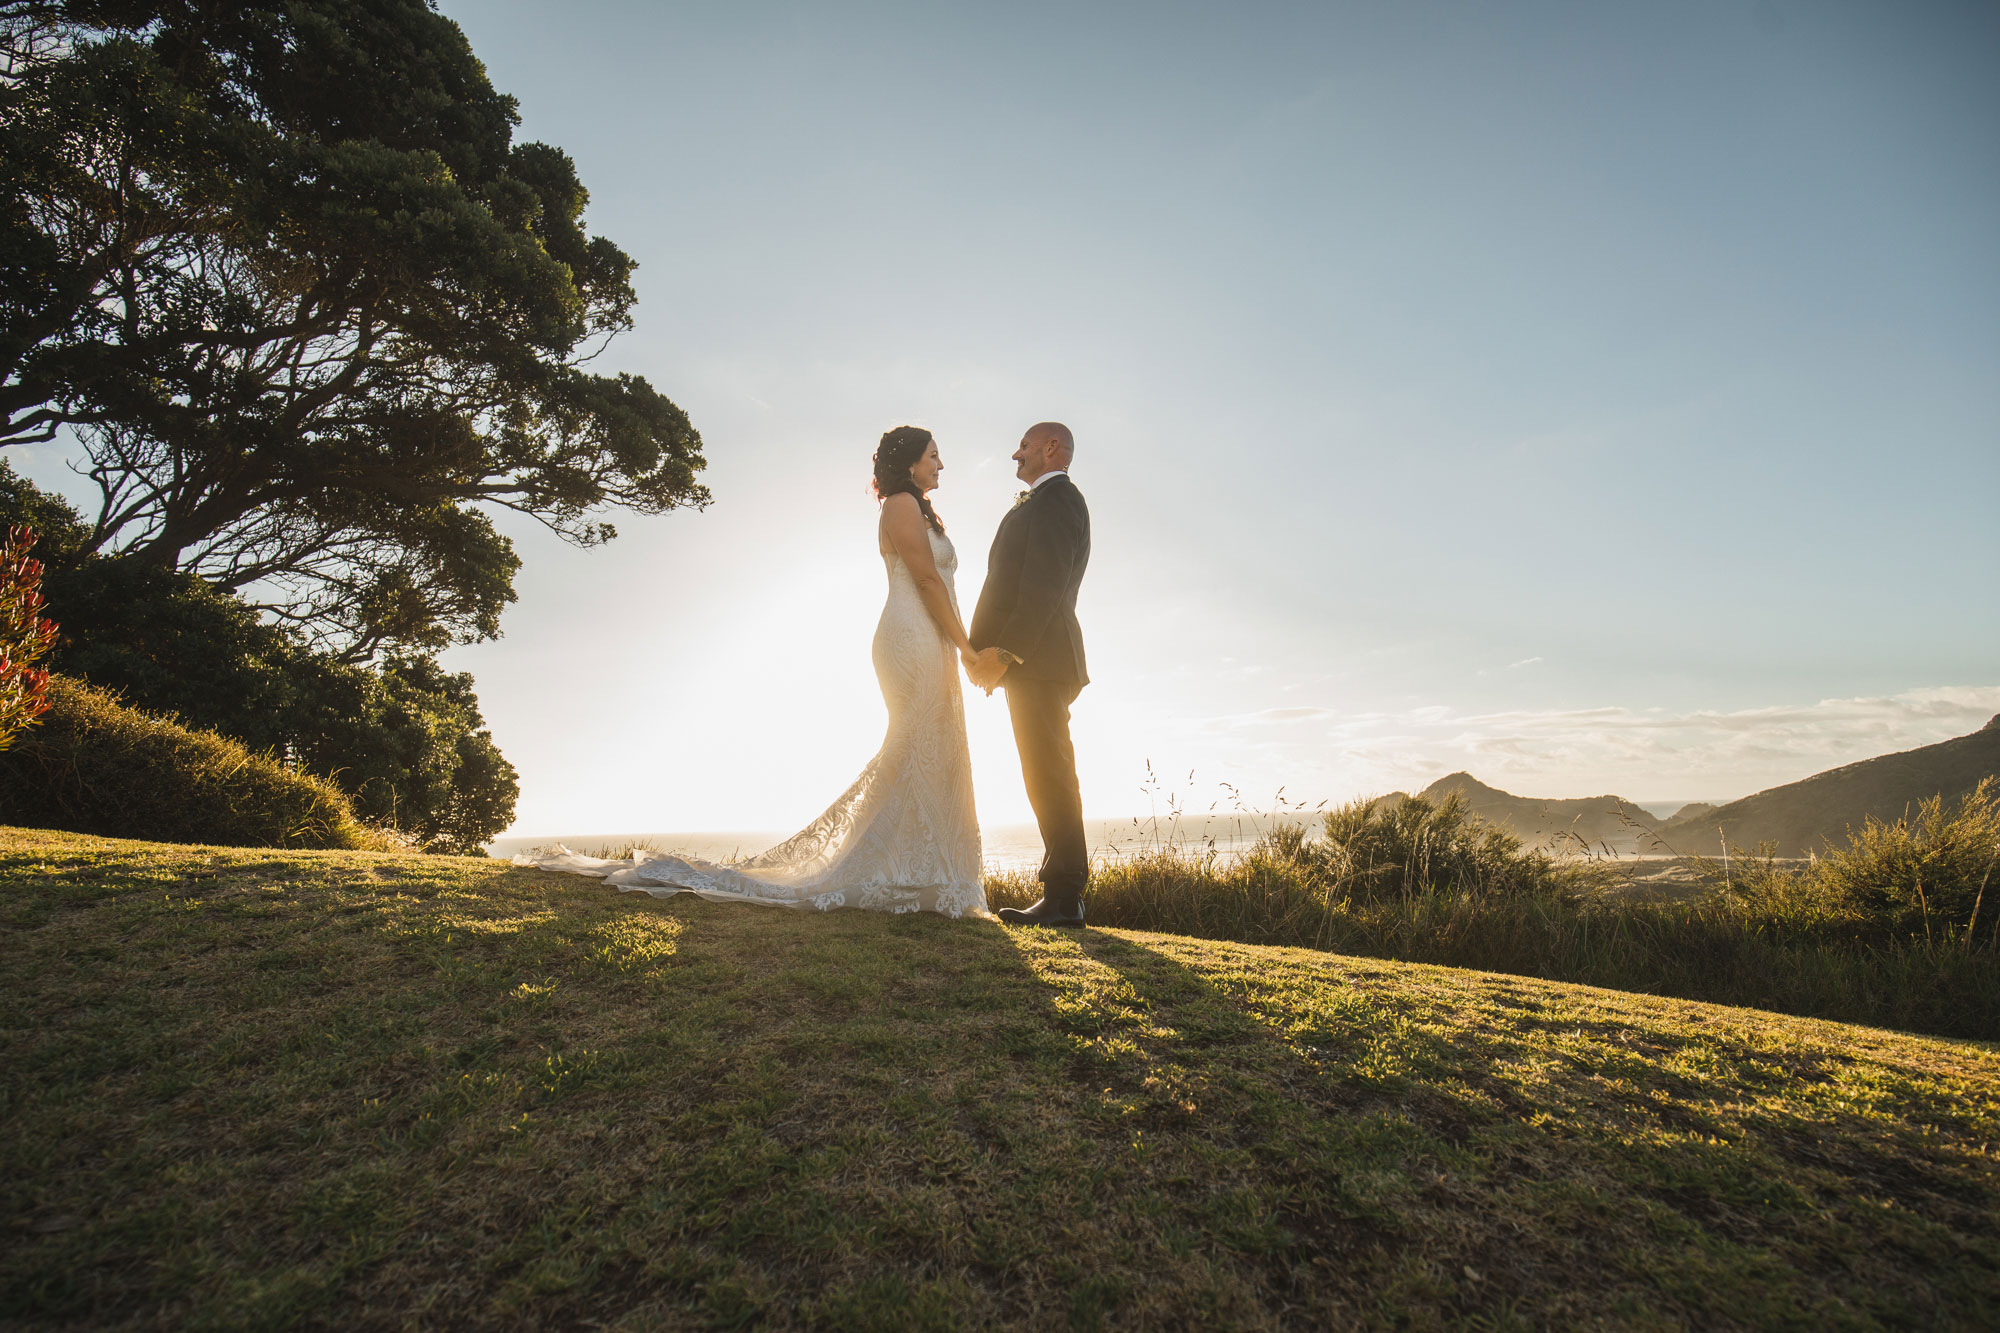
[1003,675,1088,909]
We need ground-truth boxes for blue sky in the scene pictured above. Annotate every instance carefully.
[26,1,1999,831]
[422,0,2000,831]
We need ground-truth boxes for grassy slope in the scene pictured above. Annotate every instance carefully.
[2,829,1996,1330]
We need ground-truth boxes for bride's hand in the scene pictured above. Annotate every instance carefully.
[962,647,1005,693]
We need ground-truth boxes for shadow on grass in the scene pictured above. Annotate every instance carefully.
[1047,926,1999,1329]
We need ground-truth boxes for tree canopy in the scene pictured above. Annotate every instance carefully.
[0,0,707,659]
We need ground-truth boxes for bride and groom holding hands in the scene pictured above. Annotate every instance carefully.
[525,421,1091,927]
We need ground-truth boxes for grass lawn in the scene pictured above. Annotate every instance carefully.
[3,827,1997,1329]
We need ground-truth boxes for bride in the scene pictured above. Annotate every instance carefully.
[518,426,990,918]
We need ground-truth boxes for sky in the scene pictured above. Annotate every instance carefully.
[24,0,2000,833]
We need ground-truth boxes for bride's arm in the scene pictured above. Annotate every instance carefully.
[882,494,975,657]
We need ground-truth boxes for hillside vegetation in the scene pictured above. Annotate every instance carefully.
[1031,788,2000,1041]
[0,678,387,850]
[3,828,1996,1329]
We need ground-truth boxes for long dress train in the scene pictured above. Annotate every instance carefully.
[517,527,988,918]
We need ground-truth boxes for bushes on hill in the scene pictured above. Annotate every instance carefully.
[0,466,516,851]
[1042,794,1589,954]
[978,788,2000,1038]
[1286,791,1570,900]
[305,655,520,854]
[1725,777,2000,942]
[0,677,382,850]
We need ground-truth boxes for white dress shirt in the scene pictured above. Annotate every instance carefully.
[1029,469,1067,491]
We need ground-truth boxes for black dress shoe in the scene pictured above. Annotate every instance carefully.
[997,897,1085,928]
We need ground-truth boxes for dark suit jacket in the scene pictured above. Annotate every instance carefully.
[970,473,1090,685]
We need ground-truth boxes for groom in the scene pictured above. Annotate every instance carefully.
[967,422,1091,928]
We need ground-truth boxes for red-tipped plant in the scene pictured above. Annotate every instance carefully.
[0,525,58,749]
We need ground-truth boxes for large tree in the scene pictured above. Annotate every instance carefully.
[0,0,706,659]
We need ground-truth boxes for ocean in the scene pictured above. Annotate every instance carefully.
[486,813,1302,876]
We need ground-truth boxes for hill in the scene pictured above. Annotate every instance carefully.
[1657,714,2000,856]
[1415,771,1663,852]
[3,827,1995,1328]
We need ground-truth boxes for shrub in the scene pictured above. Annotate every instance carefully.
[1726,778,2000,942]
[281,654,519,854]
[1286,792,1577,900]
[0,676,386,850]
[0,526,56,749]
[0,464,517,851]
[1006,795,1593,954]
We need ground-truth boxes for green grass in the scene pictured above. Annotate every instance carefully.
[3,827,1998,1329]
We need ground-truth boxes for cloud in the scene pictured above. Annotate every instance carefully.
[1507,656,1544,669]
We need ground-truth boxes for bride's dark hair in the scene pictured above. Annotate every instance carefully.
[872,425,944,533]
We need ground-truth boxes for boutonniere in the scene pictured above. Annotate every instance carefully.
[1010,490,1031,511]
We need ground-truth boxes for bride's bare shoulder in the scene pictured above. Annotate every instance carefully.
[879,492,926,533]
[878,492,918,552]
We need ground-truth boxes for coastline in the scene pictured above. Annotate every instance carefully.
[487,814,1307,876]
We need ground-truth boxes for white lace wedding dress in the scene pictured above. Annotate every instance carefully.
[517,527,989,918]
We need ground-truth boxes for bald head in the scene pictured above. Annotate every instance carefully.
[1013,421,1074,482]
[1029,421,1074,461]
